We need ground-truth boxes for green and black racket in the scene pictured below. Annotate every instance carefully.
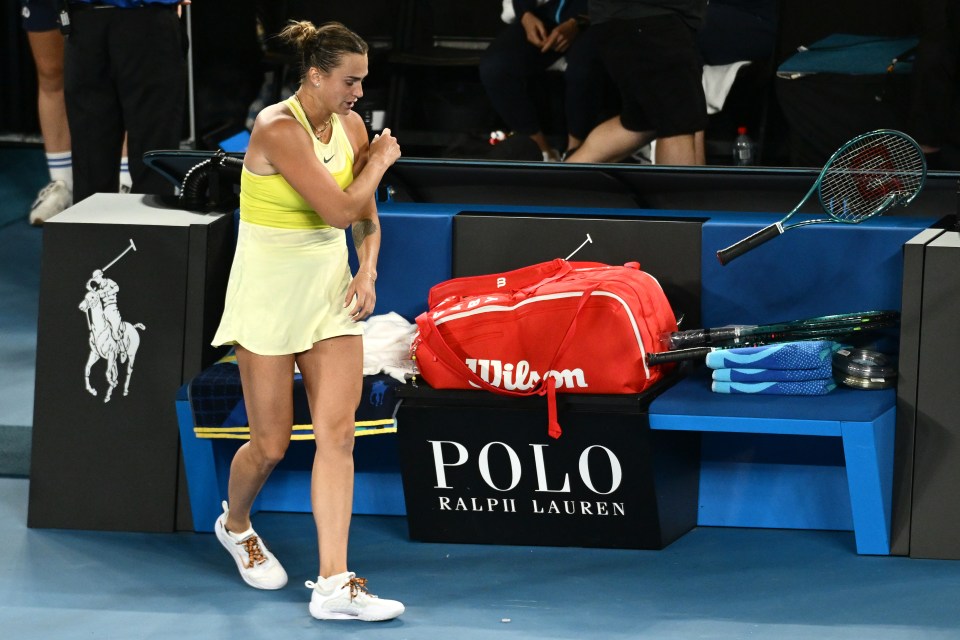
[647,310,900,365]
[717,130,927,265]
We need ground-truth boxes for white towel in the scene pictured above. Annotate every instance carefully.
[360,312,417,382]
[702,60,752,115]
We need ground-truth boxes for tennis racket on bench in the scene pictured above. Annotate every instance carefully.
[647,309,900,365]
[717,129,927,265]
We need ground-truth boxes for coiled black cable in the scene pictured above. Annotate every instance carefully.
[179,150,244,211]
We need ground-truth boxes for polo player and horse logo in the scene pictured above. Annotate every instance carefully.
[78,239,145,402]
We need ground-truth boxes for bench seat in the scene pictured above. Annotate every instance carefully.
[649,371,895,554]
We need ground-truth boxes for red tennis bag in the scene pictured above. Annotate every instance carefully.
[411,259,678,438]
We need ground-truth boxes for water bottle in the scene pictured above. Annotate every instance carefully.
[732,126,755,166]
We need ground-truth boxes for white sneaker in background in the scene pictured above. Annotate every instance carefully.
[28,180,72,225]
[306,571,405,621]
[119,184,131,194]
[542,148,562,162]
[214,501,288,590]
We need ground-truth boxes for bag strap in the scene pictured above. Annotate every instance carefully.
[417,283,600,438]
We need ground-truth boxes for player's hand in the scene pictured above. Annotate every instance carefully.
[345,271,376,322]
[369,128,401,167]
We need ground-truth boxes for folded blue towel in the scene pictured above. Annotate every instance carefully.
[711,362,834,382]
[712,379,837,395]
[705,341,838,370]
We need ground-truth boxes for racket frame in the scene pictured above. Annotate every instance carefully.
[716,129,926,265]
[648,310,900,366]
[664,310,900,350]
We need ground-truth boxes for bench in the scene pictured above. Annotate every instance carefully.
[175,198,935,553]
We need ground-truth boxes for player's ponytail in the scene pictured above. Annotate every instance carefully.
[278,20,368,79]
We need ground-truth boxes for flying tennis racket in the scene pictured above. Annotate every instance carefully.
[717,129,926,265]
[647,309,899,365]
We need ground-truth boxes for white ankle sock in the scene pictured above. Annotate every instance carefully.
[47,151,72,191]
[119,157,132,189]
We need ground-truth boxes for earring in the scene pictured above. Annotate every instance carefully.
[314,82,320,87]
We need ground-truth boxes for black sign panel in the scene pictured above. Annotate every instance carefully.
[397,386,699,549]
[29,203,232,532]
[452,213,704,329]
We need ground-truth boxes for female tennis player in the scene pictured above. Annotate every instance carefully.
[210,20,404,622]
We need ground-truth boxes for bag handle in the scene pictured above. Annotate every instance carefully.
[427,259,617,307]
[417,282,600,438]
[427,259,574,308]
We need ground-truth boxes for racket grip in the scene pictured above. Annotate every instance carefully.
[647,346,713,365]
[665,329,708,349]
[667,326,746,349]
[717,223,783,265]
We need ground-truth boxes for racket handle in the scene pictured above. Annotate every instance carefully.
[666,329,709,349]
[647,346,713,365]
[666,326,748,349]
[717,223,783,265]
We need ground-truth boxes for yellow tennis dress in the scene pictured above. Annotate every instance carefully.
[211,97,363,355]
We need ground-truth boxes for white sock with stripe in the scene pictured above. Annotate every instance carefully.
[119,157,132,191]
[47,151,72,191]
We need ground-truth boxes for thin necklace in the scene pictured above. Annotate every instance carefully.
[293,92,331,139]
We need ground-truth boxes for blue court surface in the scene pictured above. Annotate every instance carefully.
[2,147,959,638]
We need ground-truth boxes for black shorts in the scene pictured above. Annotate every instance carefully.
[21,0,60,32]
[596,14,707,137]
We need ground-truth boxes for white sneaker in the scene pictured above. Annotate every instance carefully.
[28,180,72,225]
[541,148,561,162]
[306,571,405,621]
[214,501,288,590]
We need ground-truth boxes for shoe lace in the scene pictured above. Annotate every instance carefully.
[347,576,370,600]
[238,535,267,568]
[32,181,62,206]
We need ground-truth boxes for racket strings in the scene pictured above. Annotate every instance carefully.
[819,133,925,220]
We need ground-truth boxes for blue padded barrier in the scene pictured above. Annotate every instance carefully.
[699,214,934,327]
[349,202,460,321]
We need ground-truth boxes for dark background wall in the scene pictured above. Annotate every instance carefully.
[0,0,931,166]
[2,0,41,136]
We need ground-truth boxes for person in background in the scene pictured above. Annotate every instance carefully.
[210,20,405,622]
[63,0,186,204]
[480,0,605,161]
[565,0,708,165]
[20,1,134,224]
[21,0,72,224]
[696,0,777,66]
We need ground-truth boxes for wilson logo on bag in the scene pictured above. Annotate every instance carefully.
[411,259,678,438]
